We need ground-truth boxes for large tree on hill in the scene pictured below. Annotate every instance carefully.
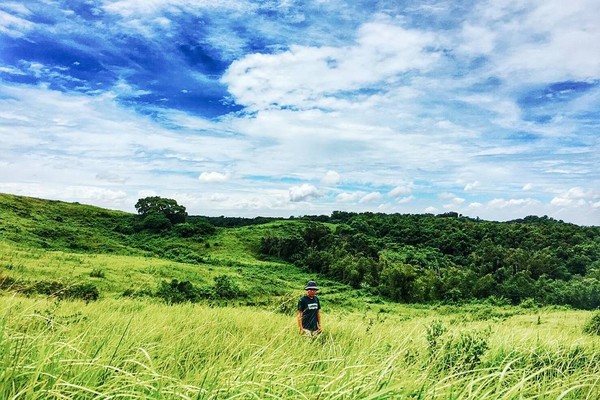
[135,196,187,225]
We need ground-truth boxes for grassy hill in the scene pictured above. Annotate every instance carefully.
[0,192,354,306]
[1,193,600,399]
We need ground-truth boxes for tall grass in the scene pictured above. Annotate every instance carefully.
[1,295,598,399]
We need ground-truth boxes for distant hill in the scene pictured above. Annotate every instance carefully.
[0,193,328,305]
[1,192,599,309]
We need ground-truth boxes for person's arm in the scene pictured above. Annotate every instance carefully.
[297,310,303,334]
[316,310,322,333]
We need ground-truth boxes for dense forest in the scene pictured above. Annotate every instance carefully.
[260,211,600,309]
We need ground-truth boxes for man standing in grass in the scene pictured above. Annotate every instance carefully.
[297,280,322,336]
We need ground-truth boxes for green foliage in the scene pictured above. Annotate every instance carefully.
[434,328,491,372]
[426,320,447,355]
[583,311,600,335]
[135,196,187,225]
[257,212,600,309]
[213,275,242,299]
[155,279,206,304]
[173,219,216,237]
[272,293,298,315]
[260,232,306,260]
[89,268,105,278]
[140,212,173,232]
[2,193,600,310]
[1,297,597,400]
[11,279,100,302]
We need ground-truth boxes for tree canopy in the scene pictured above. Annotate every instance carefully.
[260,213,600,309]
[135,196,187,225]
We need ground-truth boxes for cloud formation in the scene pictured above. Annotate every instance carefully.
[0,0,599,225]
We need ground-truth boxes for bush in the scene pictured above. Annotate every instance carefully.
[213,275,242,299]
[141,213,173,233]
[89,268,105,278]
[23,280,100,302]
[156,279,201,304]
[426,320,447,356]
[173,220,216,237]
[434,328,490,372]
[163,247,205,264]
[64,283,99,302]
[583,311,600,335]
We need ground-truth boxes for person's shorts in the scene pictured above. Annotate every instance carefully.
[302,328,320,337]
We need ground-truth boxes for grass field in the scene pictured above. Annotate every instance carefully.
[1,294,598,399]
[1,193,599,398]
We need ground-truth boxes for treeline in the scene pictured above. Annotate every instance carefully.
[260,212,600,309]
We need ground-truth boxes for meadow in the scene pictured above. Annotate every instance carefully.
[1,194,599,399]
[1,295,599,399]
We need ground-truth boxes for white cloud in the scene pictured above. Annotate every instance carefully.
[488,198,541,208]
[359,192,383,204]
[1,1,599,226]
[464,181,480,191]
[550,187,593,207]
[222,19,439,111]
[397,195,415,204]
[289,184,320,202]
[438,192,456,200]
[466,0,600,83]
[443,196,465,209]
[336,191,364,203]
[102,0,251,17]
[321,170,340,186]
[389,185,411,197]
[208,193,228,202]
[199,172,229,183]
[457,24,496,55]
[0,9,34,38]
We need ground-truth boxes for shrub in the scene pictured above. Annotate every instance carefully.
[173,219,216,237]
[520,297,538,309]
[583,311,600,335]
[164,247,205,264]
[155,279,209,304]
[426,320,447,356]
[64,283,99,302]
[141,213,173,233]
[89,268,105,278]
[23,280,100,302]
[156,279,196,304]
[213,275,242,299]
[272,293,298,315]
[434,328,491,372]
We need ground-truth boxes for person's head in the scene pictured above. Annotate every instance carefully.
[305,280,319,298]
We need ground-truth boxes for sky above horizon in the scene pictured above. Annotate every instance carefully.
[1,0,599,225]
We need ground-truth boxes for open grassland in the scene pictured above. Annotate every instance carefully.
[1,295,598,399]
[1,193,599,398]
[0,240,301,299]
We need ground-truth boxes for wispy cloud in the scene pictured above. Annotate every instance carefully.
[0,0,599,225]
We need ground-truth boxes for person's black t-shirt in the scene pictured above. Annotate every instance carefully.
[297,295,320,330]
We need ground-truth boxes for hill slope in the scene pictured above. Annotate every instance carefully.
[0,193,346,304]
[2,193,600,309]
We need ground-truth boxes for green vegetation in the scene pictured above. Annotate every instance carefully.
[261,212,600,309]
[1,193,599,398]
[0,297,598,399]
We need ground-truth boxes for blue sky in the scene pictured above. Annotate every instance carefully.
[1,0,599,225]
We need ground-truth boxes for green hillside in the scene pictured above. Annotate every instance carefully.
[1,192,600,309]
[0,193,348,306]
[1,193,600,399]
